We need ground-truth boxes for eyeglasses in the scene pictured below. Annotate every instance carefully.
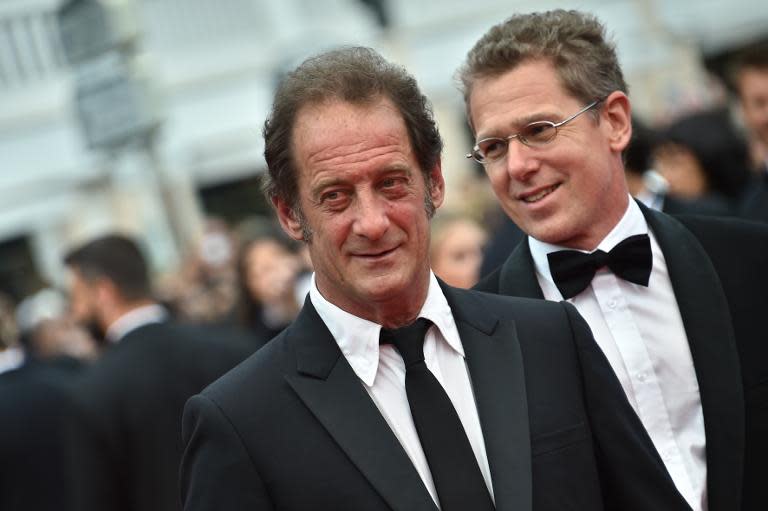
[466,99,603,164]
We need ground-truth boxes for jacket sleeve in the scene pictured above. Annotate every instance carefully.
[180,394,274,511]
[562,302,693,511]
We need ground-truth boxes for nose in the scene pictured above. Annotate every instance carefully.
[503,140,539,181]
[352,192,390,240]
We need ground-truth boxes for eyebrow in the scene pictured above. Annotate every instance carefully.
[476,110,561,140]
[309,165,413,198]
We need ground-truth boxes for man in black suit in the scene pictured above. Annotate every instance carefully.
[732,43,768,223]
[180,46,690,511]
[459,10,768,511]
[63,234,253,511]
[0,353,81,511]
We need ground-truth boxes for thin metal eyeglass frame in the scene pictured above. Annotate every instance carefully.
[466,99,603,164]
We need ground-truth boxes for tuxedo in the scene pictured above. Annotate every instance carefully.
[739,169,768,223]
[0,357,83,511]
[475,202,768,511]
[67,321,254,511]
[181,284,690,511]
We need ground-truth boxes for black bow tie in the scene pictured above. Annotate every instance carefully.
[547,233,653,299]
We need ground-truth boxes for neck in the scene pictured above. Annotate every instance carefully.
[102,298,157,332]
[315,277,429,330]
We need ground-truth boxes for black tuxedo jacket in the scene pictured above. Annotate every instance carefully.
[475,203,768,511]
[67,321,254,511]
[740,170,768,223]
[181,284,690,511]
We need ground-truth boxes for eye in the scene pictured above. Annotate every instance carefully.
[520,122,556,145]
[319,189,350,209]
[478,138,507,160]
[322,190,340,201]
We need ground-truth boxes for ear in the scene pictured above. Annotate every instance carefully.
[427,158,446,210]
[273,196,306,241]
[601,91,632,153]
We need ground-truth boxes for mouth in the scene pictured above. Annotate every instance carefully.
[353,246,399,259]
[520,184,560,204]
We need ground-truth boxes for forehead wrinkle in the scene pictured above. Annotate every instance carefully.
[305,138,405,170]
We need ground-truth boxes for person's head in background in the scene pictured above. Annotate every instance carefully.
[0,292,19,351]
[15,288,97,361]
[653,108,751,202]
[430,213,487,289]
[730,43,768,169]
[623,116,659,196]
[236,217,301,339]
[64,234,153,341]
[459,9,632,251]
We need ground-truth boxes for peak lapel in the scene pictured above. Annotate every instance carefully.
[642,204,744,510]
[498,240,545,299]
[442,284,533,511]
[283,301,438,511]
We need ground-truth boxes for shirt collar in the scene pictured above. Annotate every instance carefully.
[105,304,168,343]
[528,195,649,288]
[309,272,462,387]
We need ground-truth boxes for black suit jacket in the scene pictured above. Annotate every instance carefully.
[67,321,254,511]
[181,285,690,510]
[739,170,768,223]
[0,357,82,511]
[475,203,768,511]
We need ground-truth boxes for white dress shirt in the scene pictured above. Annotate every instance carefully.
[105,304,168,343]
[528,197,707,511]
[309,272,494,509]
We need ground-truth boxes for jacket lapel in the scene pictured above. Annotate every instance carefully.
[442,284,533,511]
[642,205,744,510]
[498,240,545,299]
[283,301,438,511]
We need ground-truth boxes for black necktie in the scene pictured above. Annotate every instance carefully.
[380,318,495,511]
[547,233,653,300]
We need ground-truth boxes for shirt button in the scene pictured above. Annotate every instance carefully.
[607,299,617,309]
[636,372,647,382]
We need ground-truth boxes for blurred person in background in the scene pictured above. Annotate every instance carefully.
[462,9,768,510]
[160,217,240,324]
[429,212,488,288]
[16,287,97,364]
[1,289,88,511]
[731,43,768,222]
[0,292,22,374]
[652,108,750,215]
[62,233,253,511]
[626,115,737,216]
[236,217,302,345]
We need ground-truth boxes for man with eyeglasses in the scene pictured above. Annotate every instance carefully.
[461,10,768,511]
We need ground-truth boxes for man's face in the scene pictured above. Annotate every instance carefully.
[468,59,631,250]
[431,220,487,289]
[274,98,444,322]
[738,67,768,149]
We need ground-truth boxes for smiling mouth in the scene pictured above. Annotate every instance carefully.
[522,184,559,203]
[355,247,397,259]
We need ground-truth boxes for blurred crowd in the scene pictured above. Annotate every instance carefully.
[0,35,767,511]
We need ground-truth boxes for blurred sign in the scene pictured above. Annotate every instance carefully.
[57,0,139,66]
[57,0,157,150]
[73,51,159,150]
